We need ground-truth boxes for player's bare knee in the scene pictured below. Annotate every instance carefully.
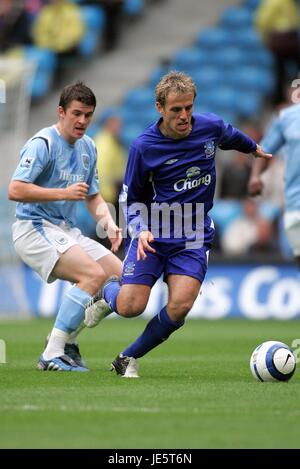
[115,284,150,317]
[167,301,193,320]
[117,295,147,318]
[116,302,143,318]
[81,264,106,294]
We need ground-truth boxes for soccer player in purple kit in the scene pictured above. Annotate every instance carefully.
[88,71,272,377]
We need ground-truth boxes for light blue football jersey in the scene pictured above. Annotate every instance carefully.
[12,125,99,227]
[260,103,300,212]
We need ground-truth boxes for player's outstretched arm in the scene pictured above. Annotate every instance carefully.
[86,193,122,252]
[8,180,89,202]
[247,145,272,197]
[251,144,272,160]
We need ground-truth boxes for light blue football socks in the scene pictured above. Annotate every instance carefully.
[43,286,92,361]
[54,285,92,333]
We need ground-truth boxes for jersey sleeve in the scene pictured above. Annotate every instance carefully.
[119,143,149,237]
[86,142,99,196]
[11,137,50,183]
[259,116,284,154]
[218,120,257,153]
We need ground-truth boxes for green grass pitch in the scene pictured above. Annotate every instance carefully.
[0,317,299,449]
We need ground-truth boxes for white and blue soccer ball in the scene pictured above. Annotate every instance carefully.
[250,341,296,382]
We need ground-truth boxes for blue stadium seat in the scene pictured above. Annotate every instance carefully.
[120,106,159,128]
[243,0,262,11]
[233,29,264,50]
[79,5,106,56]
[198,85,262,121]
[220,6,254,30]
[210,200,242,235]
[80,5,106,30]
[210,47,246,68]
[78,30,101,56]
[120,123,144,149]
[195,27,233,49]
[194,102,239,126]
[123,0,145,17]
[172,47,211,71]
[122,86,153,110]
[229,66,275,96]
[192,66,223,89]
[30,70,55,99]
[200,86,238,113]
[235,90,263,118]
[23,46,57,98]
[148,65,172,87]
[24,46,57,71]
[243,48,275,69]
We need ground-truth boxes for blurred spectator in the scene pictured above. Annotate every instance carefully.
[0,0,31,51]
[248,101,300,264]
[255,0,300,105]
[81,1,125,51]
[221,197,275,256]
[260,157,285,210]
[94,110,126,205]
[32,0,85,81]
[24,0,47,29]
[32,0,85,53]
[219,151,252,199]
[218,122,263,199]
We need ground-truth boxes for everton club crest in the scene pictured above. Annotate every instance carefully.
[204,141,215,158]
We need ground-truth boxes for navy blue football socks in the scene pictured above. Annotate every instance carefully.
[103,278,121,312]
[122,306,184,358]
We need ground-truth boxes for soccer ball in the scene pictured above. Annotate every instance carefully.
[250,340,296,382]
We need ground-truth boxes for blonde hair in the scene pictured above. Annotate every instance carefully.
[155,71,197,106]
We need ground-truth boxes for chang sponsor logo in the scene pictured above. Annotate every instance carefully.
[186,166,201,178]
[174,166,211,192]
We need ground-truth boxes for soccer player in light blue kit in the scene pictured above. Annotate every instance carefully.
[248,102,300,267]
[8,82,122,371]
[89,72,272,377]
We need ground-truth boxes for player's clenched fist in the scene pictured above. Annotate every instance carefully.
[65,182,89,200]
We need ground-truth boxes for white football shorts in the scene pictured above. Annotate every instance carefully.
[12,219,111,283]
[283,211,300,256]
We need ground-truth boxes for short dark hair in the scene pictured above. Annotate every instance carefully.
[59,81,96,110]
